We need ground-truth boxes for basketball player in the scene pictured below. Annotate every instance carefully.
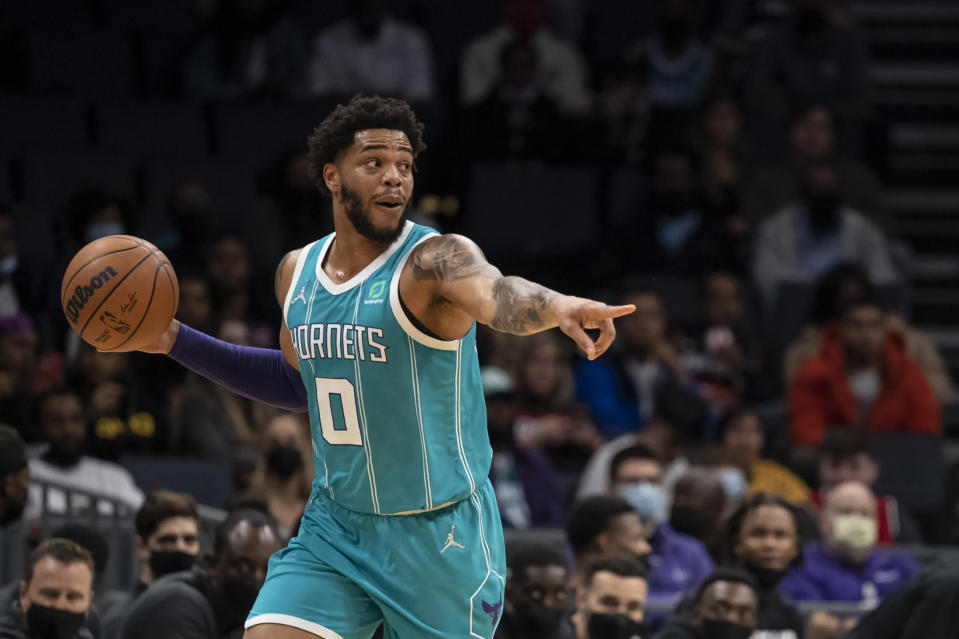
[128,95,634,639]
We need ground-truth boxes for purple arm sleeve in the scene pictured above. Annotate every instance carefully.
[167,323,308,412]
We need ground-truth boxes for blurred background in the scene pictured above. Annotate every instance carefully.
[1,0,959,637]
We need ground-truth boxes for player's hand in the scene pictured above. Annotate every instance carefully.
[552,296,635,360]
[98,320,181,354]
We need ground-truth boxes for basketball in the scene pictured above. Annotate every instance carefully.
[61,235,179,351]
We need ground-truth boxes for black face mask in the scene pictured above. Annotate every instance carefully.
[669,504,712,540]
[45,443,84,469]
[148,550,197,580]
[0,494,27,527]
[700,618,754,639]
[805,192,841,235]
[513,602,567,638]
[587,612,645,639]
[266,444,303,479]
[25,603,86,639]
[211,575,263,630]
[743,559,788,590]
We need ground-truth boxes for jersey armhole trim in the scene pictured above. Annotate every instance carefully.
[283,240,319,320]
[389,233,460,351]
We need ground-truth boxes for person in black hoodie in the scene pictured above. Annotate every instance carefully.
[714,493,806,639]
[655,568,759,639]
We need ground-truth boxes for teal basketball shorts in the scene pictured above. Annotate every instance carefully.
[246,479,506,639]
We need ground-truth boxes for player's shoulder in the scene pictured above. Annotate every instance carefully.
[275,244,312,304]
[410,233,483,260]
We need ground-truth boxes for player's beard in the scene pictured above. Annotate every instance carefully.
[340,183,407,244]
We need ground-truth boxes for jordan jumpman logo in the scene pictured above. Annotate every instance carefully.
[291,286,307,305]
[440,525,465,553]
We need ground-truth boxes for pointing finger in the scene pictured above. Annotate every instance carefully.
[601,304,635,319]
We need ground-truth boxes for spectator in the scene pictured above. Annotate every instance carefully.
[484,366,565,528]
[679,272,761,409]
[100,491,201,637]
[572,556,648,639]
[0,209,45,323]
[237,413,312,539]
[753,161,900,305]
[667,467,726,550]
[745,0,871,158]
[0,425,28,527]
[0,314,42,436]
[158,180,217,277]
[654,568,759,639]
[206,235,276,346]
[743,105,887,230]
[496,544,575,639]
[0,539,95,639]
[460,0,590,114]
[575,287,685,435]
[781,481,918,606]
[788,291,942,446]
[808,430,921,545]
[566,496,651,578]
[27,386,144,518]
[719,407,810,504]
[307,0,434,102]
[598,49,651,164]
[58,187,138,259]
[715,494,805,639]
[182,0,308,99]
[784,264,955,404]
[118,509,283,639]
[174,274,216,337]
[462,39,564,162]
[609,445,714,605]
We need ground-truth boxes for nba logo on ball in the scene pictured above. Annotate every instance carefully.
[61,235,179,351]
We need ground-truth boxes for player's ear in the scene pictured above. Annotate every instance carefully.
[323,163,340,196]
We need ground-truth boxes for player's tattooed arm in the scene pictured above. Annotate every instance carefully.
[489,277,558,334]
[409,234,499,283]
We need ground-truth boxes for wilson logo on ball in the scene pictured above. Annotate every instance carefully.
[64,266,119,323]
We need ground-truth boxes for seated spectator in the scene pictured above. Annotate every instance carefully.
[462,38,564,162]
[0,314,43,436]
[157,180,217,277]
[654,568,759,639]
[0,208,47,325]
[119,509,283,639]
[575,286,686,436]
[788,291,942,446]
[27,386,144,518]
[174,273,216,337]
[100,490,201,637]
[598,49,651,164]
[745,0,871,158]
[484,366,565,528]
[743,105,887,230]
[572,556,648,639]
[808,430,921,545]
[0,424,28,527]
[715,494,805,639]
[781,481,918,605]
[667,467,726,551]
[497,544,575,639]
[307,0,434,102]
[753,160,900,305]
[460,0,590,114]
[609,445,713,604]
[206,234,276,346]
[0,539,95,639]
[785,264,955,404]
[182,0,308,99]
[719,407,810,504]
[566,496,651,579]
[508,331,604,495]
[679,272,761,409]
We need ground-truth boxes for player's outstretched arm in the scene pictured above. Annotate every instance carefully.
[407,235,634,360]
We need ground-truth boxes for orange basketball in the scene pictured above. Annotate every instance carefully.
[61,235,179,351]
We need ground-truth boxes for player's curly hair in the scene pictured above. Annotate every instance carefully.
[307,95,427,196]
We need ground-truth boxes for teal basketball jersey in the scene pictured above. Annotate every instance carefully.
[283,221,491,515]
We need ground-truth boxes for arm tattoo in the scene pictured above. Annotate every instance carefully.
[410,235,493,282]
[490,277,557,334]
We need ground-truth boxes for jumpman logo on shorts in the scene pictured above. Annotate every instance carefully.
[291,286,307,305]
[440,525,465,553]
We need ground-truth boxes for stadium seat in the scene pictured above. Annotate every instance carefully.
[465,164,599,256]
[870,433,945,513]
[97,100,209,157]
[120,454,232,510]
[0,96,89,154]
[100,0,198,33]
[214,100,337,159]
[608,167,647,230]
[26,28,138,97]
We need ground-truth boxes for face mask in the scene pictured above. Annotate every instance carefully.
[266,444,303,479]
[45,443,84,469]
[619,482,666,524]
[84,221,125,244]
[700,618,753,639]
[832,514,877,551]
[587,612,645,639]
[717,469,747,501]
[25,603,86,639]
[212,575,263,629]
[669,504,712,540]
[0,494,27,527]
[513,602,567,637]
[148,550,197,580]
[743,560,787,590]
[0,254,17,277]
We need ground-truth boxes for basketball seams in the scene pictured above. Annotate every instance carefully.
[99,262,162,351]
[60,244,140,303]
[77,248,158,341]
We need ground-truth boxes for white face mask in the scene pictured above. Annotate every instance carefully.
[832,514,877,551]
[619,481,666,524]
[717,468,747,500]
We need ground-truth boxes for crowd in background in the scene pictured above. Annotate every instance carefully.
[1,0,958,638]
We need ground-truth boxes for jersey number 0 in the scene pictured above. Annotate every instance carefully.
[314,378,363,446]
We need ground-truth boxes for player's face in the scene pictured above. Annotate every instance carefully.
[333,129,414,244]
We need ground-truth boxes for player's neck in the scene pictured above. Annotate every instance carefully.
[325,219,394,283]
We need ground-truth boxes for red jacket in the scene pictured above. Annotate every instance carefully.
[789,324,942,445]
